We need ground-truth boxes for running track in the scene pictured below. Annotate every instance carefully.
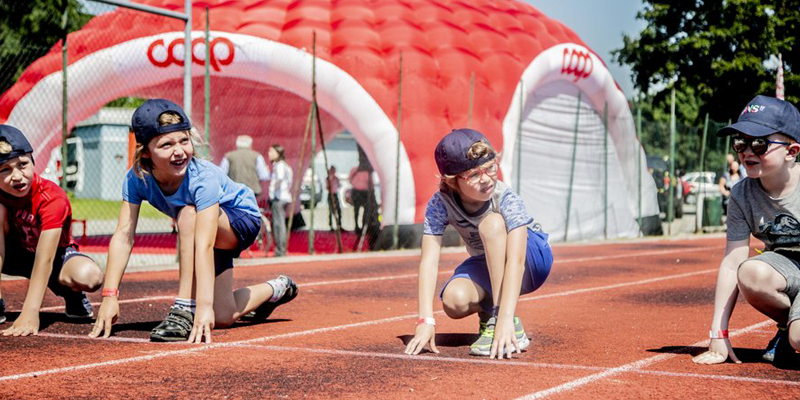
[0,235,798,399]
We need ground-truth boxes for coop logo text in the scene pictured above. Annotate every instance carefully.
[147,37,234,71]
[561,48,593,82]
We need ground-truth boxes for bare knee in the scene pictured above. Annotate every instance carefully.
[61,258,103,292]
[478,213,506,240]
[789,321,800,351]
[176,206,197,233]
[737,260,782,294]
[442,285,474,319]
[215,317,235,329]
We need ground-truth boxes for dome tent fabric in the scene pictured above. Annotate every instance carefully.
[0,0,658,241]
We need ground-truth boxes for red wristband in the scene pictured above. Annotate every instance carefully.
[102,288,119,297]
[709,329,729,339]
[416,317,435,326]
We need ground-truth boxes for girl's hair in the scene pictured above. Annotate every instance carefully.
[438,140,497,193]
[270,144,286,161]
[131,111,203,179]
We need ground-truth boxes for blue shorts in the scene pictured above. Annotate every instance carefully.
[214,207,261,275]
[440,228,552,313]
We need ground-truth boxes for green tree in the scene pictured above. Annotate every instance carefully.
[0,0,93,95]
[614,0,799,121]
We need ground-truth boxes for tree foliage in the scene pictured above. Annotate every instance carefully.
[0,0,92,95]
[614,0,799,122]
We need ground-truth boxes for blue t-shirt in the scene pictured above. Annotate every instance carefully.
[122,158,260,220]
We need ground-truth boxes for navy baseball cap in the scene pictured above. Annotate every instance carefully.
[717,95,800,142]
[0,125,34,165]
[131,99,192,144]
[434,128,496,176]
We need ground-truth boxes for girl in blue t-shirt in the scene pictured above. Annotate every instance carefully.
[404,129,552,359]
[90,99,297,343]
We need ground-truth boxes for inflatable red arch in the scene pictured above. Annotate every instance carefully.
[0,0,658,240]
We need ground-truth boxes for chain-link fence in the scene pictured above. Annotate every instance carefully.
[0,1,753,268]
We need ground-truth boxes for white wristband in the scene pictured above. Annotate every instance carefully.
[416,317,436,326]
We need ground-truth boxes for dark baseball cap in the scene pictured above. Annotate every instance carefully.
[434,128,496,176]
[0,125,34,165]
[717,95,800,142]
[131,99,192,144]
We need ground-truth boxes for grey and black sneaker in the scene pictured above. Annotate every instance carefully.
[244,275,298,320]
[64,292,94,319]
[150,306,194,342]
[469,315,530,356]
[0,298,6,324]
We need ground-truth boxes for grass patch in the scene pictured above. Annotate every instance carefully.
[68,195,168,221]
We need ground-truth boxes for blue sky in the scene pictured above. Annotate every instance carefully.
[526,0,646,97]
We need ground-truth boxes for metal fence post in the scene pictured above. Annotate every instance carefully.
[564,91,582,242]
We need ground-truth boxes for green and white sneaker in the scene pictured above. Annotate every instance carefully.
[469,313,530,356]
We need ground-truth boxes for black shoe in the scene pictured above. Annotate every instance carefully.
[64,292,94,319]
[0,298,6,324]
[245,275,298,320]
[150,306,194,342]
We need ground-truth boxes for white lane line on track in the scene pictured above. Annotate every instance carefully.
[19,335,800,389]
[33,245,721,312]
[228,343,800,387]
[512,320,776,400]
[0,266,721,383]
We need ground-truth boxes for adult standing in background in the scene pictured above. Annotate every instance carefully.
[268,144,293,257]
[220,135,270,203]
[348,154,375,234]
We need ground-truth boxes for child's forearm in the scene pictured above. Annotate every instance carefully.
[497,260,524,319]
[194,243,215,307]
[23,229,61,313]
[710,244,749,330]
[103,232,135,290]
[21,256,55,313]
[417,235,442,318]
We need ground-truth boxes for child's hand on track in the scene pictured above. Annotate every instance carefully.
[90,297,120,338]
[2,311,39,336]
[692,338,741,364]
[188,305,214,344]
[404,323,439,355]
[490,316,520,359]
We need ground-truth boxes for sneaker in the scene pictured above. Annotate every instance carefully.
[469,315,530,356]
[244,275,298,320]
[150,306,194,342]
[64,292,94,319]
[0,298,6,324]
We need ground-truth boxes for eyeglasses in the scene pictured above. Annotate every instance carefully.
[731,136,791,155]
[459,161,498,184]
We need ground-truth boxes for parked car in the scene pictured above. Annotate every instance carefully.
[646,156,683,219]
[299,168,324,209]
[681,171,719,204]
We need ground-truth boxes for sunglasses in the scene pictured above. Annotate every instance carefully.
[459,160,498,184]
[731,136,791,155]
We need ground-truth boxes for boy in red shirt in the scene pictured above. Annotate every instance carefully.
[0,125,103,336]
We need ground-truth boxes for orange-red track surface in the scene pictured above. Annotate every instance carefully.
[1,236,798,399]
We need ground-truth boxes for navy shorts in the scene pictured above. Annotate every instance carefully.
[214,207,261,275]
[2,244,90,298]
[440,228,553,313]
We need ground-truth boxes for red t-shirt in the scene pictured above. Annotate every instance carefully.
[0,173,75,252]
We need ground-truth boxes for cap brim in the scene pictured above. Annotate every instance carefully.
[716,120,777,137]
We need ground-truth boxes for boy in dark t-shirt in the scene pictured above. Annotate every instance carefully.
[0,125,103,336]
[693,96,800,367]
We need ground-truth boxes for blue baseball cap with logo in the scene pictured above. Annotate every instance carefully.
[131,99,192,144]
[717,95,800,142]
[0,125,34,165]
[434,128,496,176]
